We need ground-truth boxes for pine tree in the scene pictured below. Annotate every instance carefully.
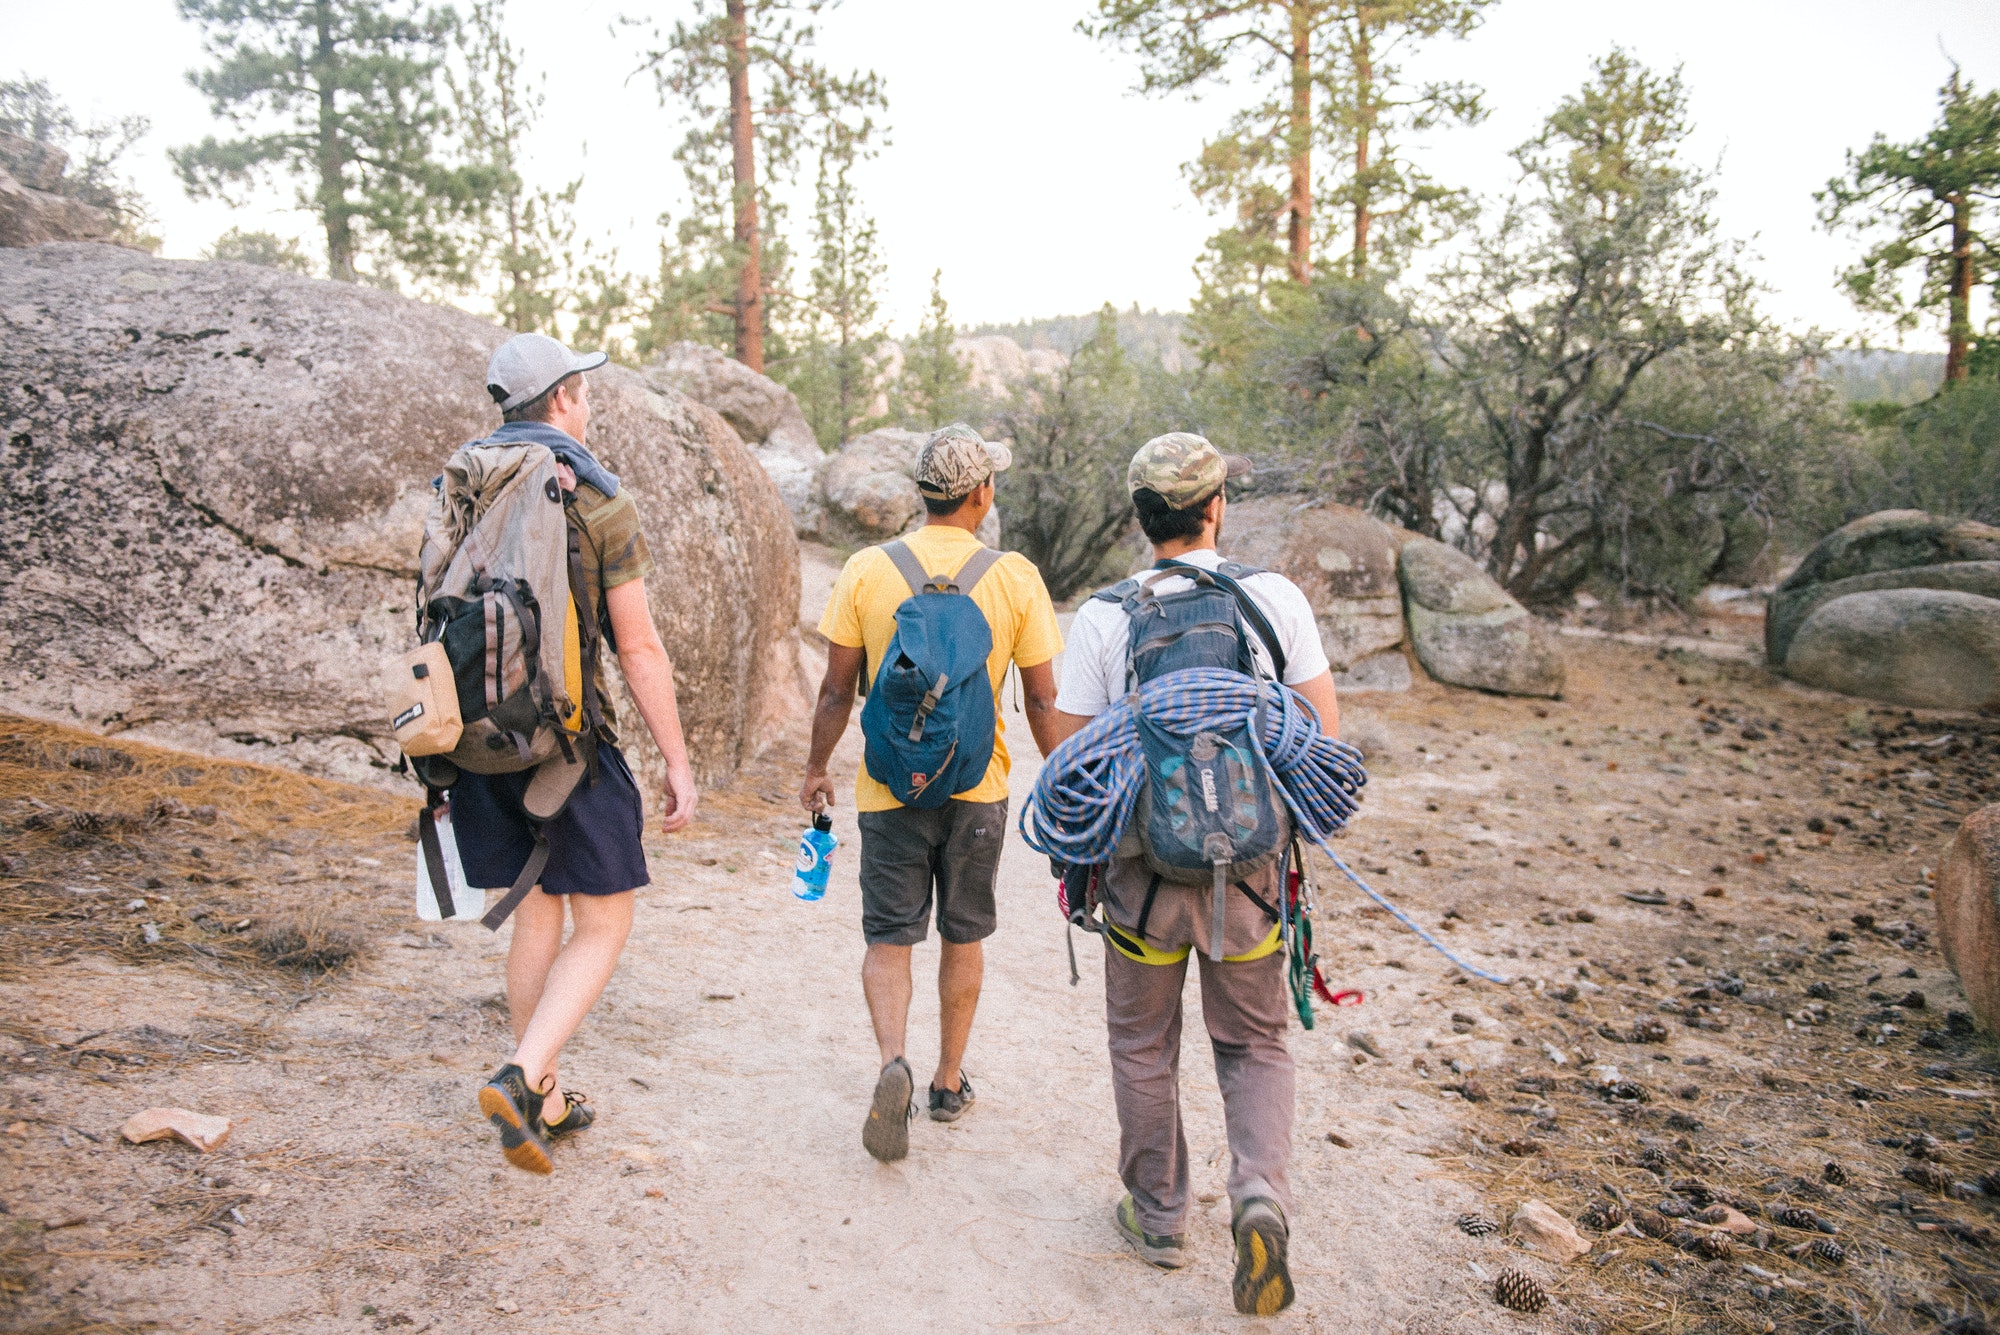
[779,122,886,444]
[633,0,884,372]
[172,0,484,286]
[893,271,973,430]
[450,0,580,332]
[1819,68,2000,384]
[1085,0,1491,286]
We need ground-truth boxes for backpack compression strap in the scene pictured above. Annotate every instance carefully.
[478,827,552,931]
[1151,558,1288,681]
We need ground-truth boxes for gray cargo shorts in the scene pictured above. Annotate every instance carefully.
[856,798,1008,946]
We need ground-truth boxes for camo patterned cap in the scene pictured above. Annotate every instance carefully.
[914,423,1013,500]
[1126,432,1252,509]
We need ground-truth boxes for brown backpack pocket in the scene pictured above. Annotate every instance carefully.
[387,642,463,757]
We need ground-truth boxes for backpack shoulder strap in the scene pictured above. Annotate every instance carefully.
[879,540,933,598]
[951,546,1005,594]
[1091,577,1141,604]
[1214,560,1267,581]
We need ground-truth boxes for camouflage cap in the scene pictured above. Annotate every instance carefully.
[1126,432,1251,509]
[914,423,1013,500]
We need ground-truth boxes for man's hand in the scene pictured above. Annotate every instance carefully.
[660,763,699,834]
[800,771,836,814]
[801,643,863,816]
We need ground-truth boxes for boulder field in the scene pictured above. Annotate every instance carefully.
[1221,496,1564,699]
[1771,511,2000,712]
[0,244,808,801]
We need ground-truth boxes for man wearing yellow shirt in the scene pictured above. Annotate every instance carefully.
[802,424,1064,1163]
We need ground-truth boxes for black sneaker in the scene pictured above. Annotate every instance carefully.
[477,1063,552,1176]
[1115,1194,1188,1269]
[861,1057,914,1163]
[542,1089,594,1140]
[928,1074,975,1122]
[1231,1197,1296,1315]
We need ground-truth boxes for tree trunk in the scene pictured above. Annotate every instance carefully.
[725,0,763,371]
[1285,1,1312,284]
[1352,12,1373,278]
[1946,191,1972,383]
[312,1,354,283]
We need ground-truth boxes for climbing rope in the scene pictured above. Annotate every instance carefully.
[1020,667,1511,986]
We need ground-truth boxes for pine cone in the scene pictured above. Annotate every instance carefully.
[1578,1199,1626,1231]
[1632,1017,1671,1044]
[1656,1195,1694,1218]
[1823,1161,1849,1186]
[1774,1206,1833,1234]
[1902,1163,1953,1193]
[1808,1238,1846,1265]
[1632,1210,1674,1239]
[1500,1138,1542,1157]
[1494,1268,1549,1313]
[1457,1212,1500,1237]
[1979,1170,2000,1198]
[1669,1177,1716,1206]
[1693,1231,1733,1260]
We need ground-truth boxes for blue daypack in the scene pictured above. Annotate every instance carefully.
[859,541,1005,808]
[1091,558,1292,957]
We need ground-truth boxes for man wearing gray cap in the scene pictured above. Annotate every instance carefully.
[1046,432,1340,1314]
[803,423,1064,1163]
[458,333,701,1175]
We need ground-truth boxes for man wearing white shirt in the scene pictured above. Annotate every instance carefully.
[1047,433,1340,1316]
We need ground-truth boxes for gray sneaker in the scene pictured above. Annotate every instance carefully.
[928,1074,975,1122]
[862,1057,914,1162]
[1116,1194,1188,1269]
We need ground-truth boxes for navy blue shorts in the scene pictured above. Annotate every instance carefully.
[449,743,650,897]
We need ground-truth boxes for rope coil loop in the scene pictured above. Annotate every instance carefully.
[1021,667,1511,985]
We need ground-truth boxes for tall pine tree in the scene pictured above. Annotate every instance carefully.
[173,0,484,286]
[633,0,883,372]
[1819,68,2000,384]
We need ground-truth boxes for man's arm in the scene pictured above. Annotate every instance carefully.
[1047,708,1093,751]
[606,578,698,833]
[1290,670,1341,739]
[1019,660,1062,758]
[800,642,863,812]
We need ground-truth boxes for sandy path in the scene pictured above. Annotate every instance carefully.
[26,583,1994,1331]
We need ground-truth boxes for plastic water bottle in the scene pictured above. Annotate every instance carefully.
[793,812,837,901]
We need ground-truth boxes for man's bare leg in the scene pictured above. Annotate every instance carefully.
[933,939,983,1094]
[509,890,634,1116]
[862,942,913,1068]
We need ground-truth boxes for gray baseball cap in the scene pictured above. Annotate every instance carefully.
[486,333,608,411]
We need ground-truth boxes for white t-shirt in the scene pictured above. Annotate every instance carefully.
[1056,547,1331,717]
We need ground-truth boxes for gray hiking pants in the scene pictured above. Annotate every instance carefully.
[1099,861,1295,1237]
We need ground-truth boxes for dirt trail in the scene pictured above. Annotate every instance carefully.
[5,602,1998,1333]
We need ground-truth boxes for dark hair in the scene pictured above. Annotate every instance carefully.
[1133,486,1213,543]
[922,492,970,518]
[502,371,583,424]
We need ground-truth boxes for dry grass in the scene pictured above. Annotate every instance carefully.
[0,713,413,984]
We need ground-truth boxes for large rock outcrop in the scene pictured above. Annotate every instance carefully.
[0,134,114,249]
[1771,511,2000,710]
[1768,510,2000,666]
[641,341,824,527]
[1937,806,2000,1032]
[809,427,999,549]
[0,244,807,801]
[1220,496,1415,692]
[1398,538,1565,698]
[1785,589,2000,712]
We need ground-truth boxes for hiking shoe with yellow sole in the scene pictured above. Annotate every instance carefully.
[1116,1194,1188,1270]
[542,1089,594,1140]
[1231,1197,1296,1315]
[862,1057,914,1163]
[478,1063,552,1176]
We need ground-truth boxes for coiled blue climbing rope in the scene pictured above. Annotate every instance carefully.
[1019,667,1511,985]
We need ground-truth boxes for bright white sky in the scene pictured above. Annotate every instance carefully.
[10,0,1998,347]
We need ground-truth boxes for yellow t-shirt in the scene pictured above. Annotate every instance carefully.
[819,525,1062,812]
